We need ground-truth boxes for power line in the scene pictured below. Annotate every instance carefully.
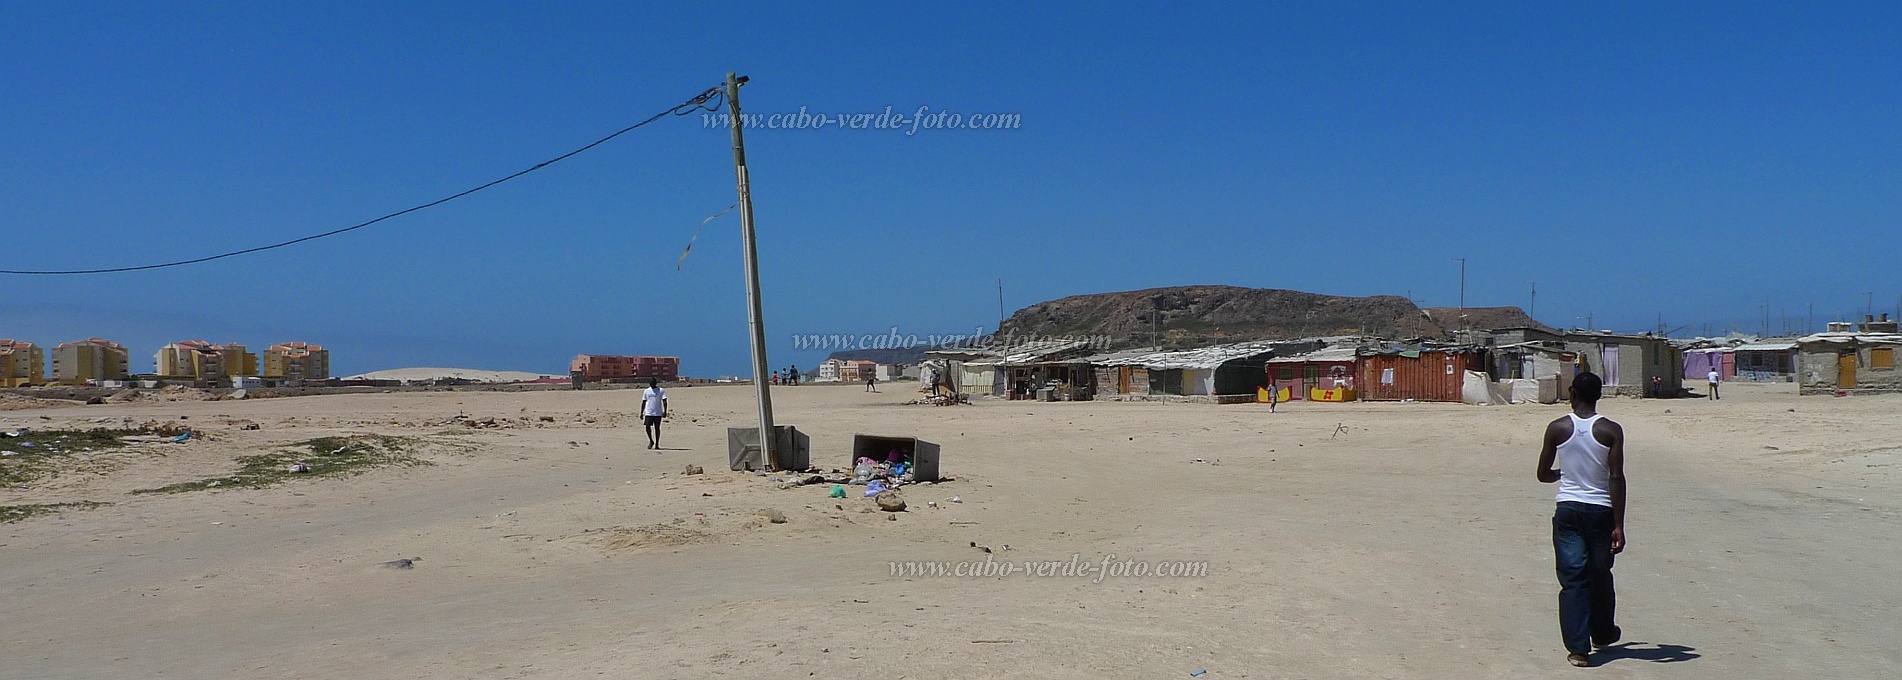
[2,85,727,275]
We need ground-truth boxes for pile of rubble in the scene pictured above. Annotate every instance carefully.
[105,386,217,404]
[903,393,966,406]
[0,394,83,411]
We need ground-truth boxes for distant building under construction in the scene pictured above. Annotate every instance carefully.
[570,354,679,382]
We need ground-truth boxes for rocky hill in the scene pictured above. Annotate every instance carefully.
[997,285,1542,349]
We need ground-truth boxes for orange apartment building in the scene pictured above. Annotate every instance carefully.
[0,339,45,387]
[569,355,679,382]
[155,341,256,386]
[52,338,131,385]
[263,342,330,381]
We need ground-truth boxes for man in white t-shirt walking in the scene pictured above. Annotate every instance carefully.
[641,378,668,450]
[1536,371,1628,667]
[1707,368,1720,400]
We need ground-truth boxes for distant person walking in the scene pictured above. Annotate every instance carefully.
[788,366,800,386]
[1267,379,1280,413]
[865,372,879,392]
[641,378,668,450]
[1535,371,1627,667]
[1707,368,1720,400]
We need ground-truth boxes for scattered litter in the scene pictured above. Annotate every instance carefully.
[171,432,191,443]
[948,496,962,504]
[864,480,887,496]
[287,462,311,473]
[683,464,704,475]
[2,429,24,437]
[828,485,847,499]
[1190,671,1207,677]
[382,558,419,570]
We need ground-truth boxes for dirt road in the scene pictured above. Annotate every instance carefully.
[3,382,1896,678]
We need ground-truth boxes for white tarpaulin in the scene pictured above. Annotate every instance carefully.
[1503,378,1558,404]
[1462,370,1510,406]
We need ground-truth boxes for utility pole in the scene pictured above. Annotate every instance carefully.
[1452,258,1467,329]
[1529,282,1536,322]
[997,278,1005,329]
[726,72,777,470]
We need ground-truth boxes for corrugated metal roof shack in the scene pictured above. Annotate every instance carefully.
[1356,348,1487,402]
[1732,341,1797,381]
[1794,325,1902,394]
[924,340,1093,399]
[1264,346,1359,402]
[1087,348,1158,398]
[1091,341,1317,403]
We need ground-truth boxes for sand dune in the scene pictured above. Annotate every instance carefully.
[341,367,555,383]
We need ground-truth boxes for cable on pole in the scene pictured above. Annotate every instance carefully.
[2,85,727,275]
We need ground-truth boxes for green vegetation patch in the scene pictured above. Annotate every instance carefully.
[0,428,143,487]
[133,435,428,494]
[0,500,112,523]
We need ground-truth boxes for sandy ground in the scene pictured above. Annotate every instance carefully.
[2,381,1898,679]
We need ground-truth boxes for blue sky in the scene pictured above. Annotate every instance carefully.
[4,2,1899,376]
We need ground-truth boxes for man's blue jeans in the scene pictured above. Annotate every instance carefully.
[1553,501,1617,655]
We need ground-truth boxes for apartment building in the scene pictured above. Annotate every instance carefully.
[838,360,877,383]
[156,341,256,386]
[0,339,45,387]
[52,338,131,385]
[263,342,329,381]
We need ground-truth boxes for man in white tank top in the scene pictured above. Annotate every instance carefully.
[1535,370,1627,667]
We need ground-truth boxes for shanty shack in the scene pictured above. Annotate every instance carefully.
[1794,317,1902,393]
[1091,340,1319,403]
[1732,341,1798,382]
[925,339,1095,400]
[1087,348,1158,398]
[1263,346,1359,402]
[1681,347,1734,383]
[1356,347,1486,402]
[1562,332,1682,398]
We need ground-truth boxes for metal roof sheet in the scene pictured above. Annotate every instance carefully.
[1265,346,1360,363]
[1091,341,1288,370]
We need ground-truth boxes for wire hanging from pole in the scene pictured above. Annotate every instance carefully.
[2,85,727,275]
